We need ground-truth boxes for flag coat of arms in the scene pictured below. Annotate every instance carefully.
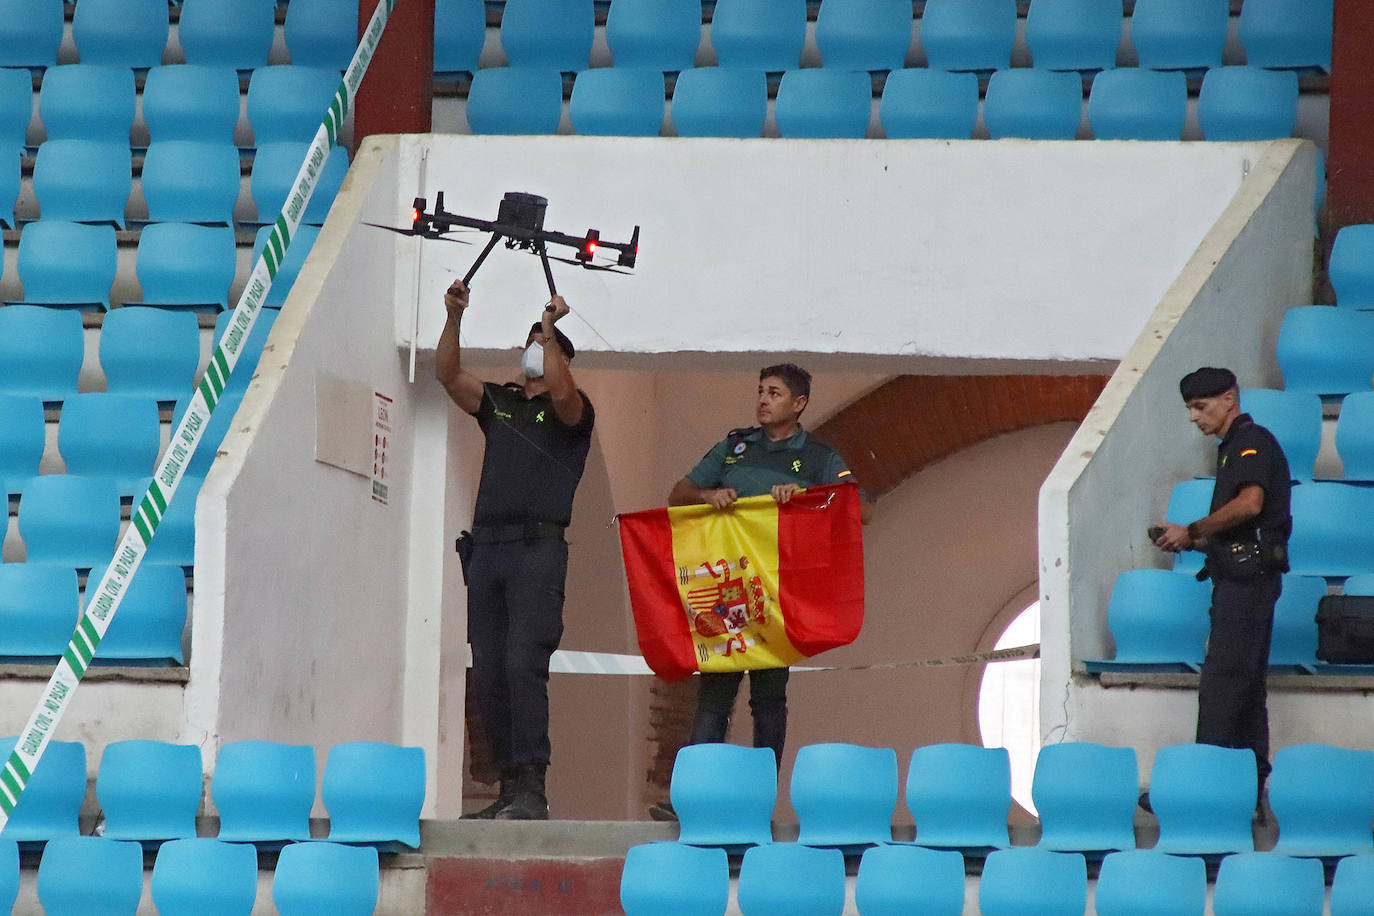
[617,483,864,682]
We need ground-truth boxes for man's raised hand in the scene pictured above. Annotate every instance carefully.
[445,280,470,319]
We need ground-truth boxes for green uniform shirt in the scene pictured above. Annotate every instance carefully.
[685,426,854,498]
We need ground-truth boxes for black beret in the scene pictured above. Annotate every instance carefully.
[1179,366,1237,401]
[528,322,575,360]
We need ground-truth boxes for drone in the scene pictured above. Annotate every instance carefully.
[365,191,640,297]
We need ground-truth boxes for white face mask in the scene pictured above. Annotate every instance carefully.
[521,341,545,379]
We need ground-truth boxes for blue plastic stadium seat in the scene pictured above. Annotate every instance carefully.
[0,842,14,911]
[1288,482,1374,577]
[0,565,79,657]
[142,66,243,143]
[620,842,729,916]
[1336,391,1374,480]
[466,67,565,135]
[18,474,121,568]
[737,843,846,916]
[1031,741,1138,853]
[0,153,16,229]
[774,69,873,139]
[85,561,188,664]
[58,393,162,498]
[273,842,379,916]
[671,743,775,847]
[0,737,85,842]
[0,395,44,498]
[1276,306,1374,397]
[499,0,593,72]
[1267,575,1326,669]
[879,68,979,139]
[1149,743,1257,855]
[1332,856,1374,916]
[175,391,244,478]
[1088,67,1187,140]
[983,68,1083,139]
[1098,569,1210,668]
[1130,0,1229,70]
[213,307,280,396]
[0,67,31,156]
[136,474,205,569]
[212,740,315,843]
[284,0,360,70]
[1238,0,1333,72]
[37,836,144,916]
[252,224,322,307]
[434,0,487,77]
[815,0,912,72]
[919,0,1018,72]
[97,739,203,842]
[710,0,807,72]
[322,741,425,848]
[0,305,84,401]
[1213,852,1325,916]
[605,0,701,72]
[979,848,1088,916]
[1329,224,1374,308]
[791,743,897,847]
[248,66,343,145]
[1026,0,1123,71]
[72,0,169,69]
[136,223,238,313]
[250,142,350,225]
[569,68,665,137]
[906,743,1011,849]
[151,837,260,915]
[178,0,277,71]
[1094,850,1207,916]
[142,141,242,226]
[38,65,135,144]
[33,140,132,228]
[0,0,64,69]
[854,845,964,916]
[1268,744,1374,857]
[1237,388,1321,480]
[670,68,766,138]
[1198,66,1299,141]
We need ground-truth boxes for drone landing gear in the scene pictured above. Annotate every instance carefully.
[461,232,560,298]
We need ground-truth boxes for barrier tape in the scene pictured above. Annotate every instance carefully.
[545,644,1041,676]
[0,0,400,827]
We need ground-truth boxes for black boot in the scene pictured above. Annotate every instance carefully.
[462,767,518,819]
[494,764,549,820]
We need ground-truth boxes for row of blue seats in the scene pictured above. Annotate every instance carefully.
[0,737,425,847]
[465,64,1305,140]
[5,836,380,916]
[0,224,316,313]
[436,0,1333,75]
[666,741,1374,857]
[623,843,1374,916]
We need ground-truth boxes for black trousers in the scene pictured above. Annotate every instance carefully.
[1196,572,1281,787]
[689,667,790,770]
[466,537,568,768]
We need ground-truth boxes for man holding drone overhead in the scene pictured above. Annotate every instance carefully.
[435,278,595,821]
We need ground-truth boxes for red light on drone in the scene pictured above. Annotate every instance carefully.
[411,208,421,224]
[577,229,600,263]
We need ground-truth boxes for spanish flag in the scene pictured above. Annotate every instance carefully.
[617,484,865,682]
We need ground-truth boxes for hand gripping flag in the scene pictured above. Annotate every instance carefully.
[617,483,864,681]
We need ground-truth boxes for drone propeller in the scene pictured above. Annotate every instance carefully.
[361,222,473,244]
[544,253,633,274]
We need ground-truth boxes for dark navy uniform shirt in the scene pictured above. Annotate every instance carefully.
[1212,412,1292,544]
[686,426,854,499]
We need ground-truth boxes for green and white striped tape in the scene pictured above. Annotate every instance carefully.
[0,0,400,826]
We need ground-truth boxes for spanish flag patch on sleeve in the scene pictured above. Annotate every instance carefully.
[837,469,852,478]
[1240,448,1258,457]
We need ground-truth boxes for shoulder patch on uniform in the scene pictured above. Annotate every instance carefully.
[837,469,852,478]
[1240,448,1258,457]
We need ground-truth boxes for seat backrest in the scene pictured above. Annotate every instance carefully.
[1276,306,1374,397]
[248,65,343,145]
[1332,854,1374,916]
[1238,0,1333,71]
[1238,388,1321,480]
[134,472,204,569]
[18,474,121,567]
[136,223,238,313]
[774,69,873,139]
[0,67,32,157]
[0,304,85,402]
[1269,744,1374,857]
[671,743,776,847]
[177,0,277,70]
[1025,0,1123,71]
[96,739,203,842]
[1149,743,1256,854]
[465,67,565,135]
[0,737,85,843]
[100,305,202,402]
[212,740,316,842]
[1130,0,1229,70]
[1288,482,1374,577]
[1268,574,1327,667]
[283,0,360,70]
[1336,391,1374,480]
[0,564,79,657]
[906,743,1011,848]
[1329,224,1374,309]
[273,842,379,916]
[151,838,260,914]
[1212,852,1325,916]
[85,560,188,663]
[0,841,14,912]
[499,0,594,72]
[854,844,964,916]
[38,64,136,143]
[1031,741,1138,852]
[709,0,808,72]
[57,393,161,498]
[737,843,846,916]
[72,0,169,68]
[1088,67,1187,140]
[879,68,978,139]
[919,0,1018,71]
[1164,478,1215,576]
[434,0,487,75]
[252,223,322,307]
[141,65,242,143]
[605,0,701,71]
[1094,850,1207,916]
[979,848,1088,916]
[321,741,426,847]
[1106,569,1210,665]
[32,139,132,228]
[0,394,45,497]
[37,836,144,916]
[1198,66,1299,141]
[620,842,729,916]
[0,0,64,68]
[983,68,1083,139]
[142,140,241,226]
[250,142,349,224]
[791,743,897,846]
[569,68,665,137]
[814,0,912,71]
[670,67,766,138]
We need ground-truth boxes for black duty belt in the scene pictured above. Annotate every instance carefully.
[469,521,567,544]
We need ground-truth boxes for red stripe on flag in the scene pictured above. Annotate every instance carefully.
[618,507,699,681]
[777,484,865,657]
